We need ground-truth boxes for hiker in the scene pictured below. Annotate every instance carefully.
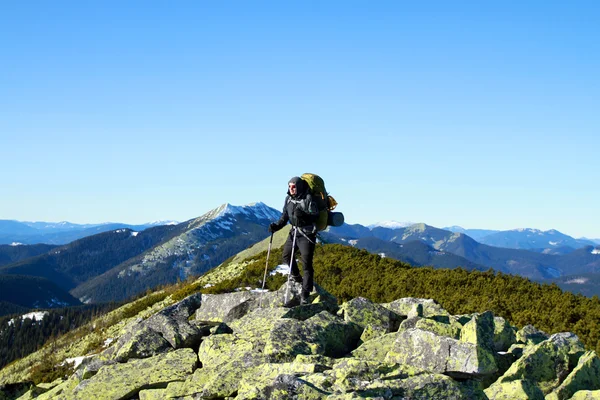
[269,176,319,305]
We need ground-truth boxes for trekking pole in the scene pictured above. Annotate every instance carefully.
[284,226,298,304]
[259,232,274,307]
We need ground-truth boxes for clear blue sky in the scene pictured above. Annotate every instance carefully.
[1,1,599,238]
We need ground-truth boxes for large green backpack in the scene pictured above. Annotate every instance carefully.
[301,173,342,231]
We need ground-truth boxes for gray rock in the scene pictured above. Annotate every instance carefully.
[385,328,498,378]
[493,316,517,352]
[516,324,548,345]
[265,311,363,361]
[496,332,586,394]
[73,348,198,400]
[337,297,398,333]
[546,350,600,400]
[113,326,172,362]
[105,293,204,362]
[381,298,449,319]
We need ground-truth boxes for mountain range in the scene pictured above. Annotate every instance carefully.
[1,203,600,315]
[0,203,280,310]
[0,220,178,245]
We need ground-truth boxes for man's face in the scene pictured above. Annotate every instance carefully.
[288,183,297,196]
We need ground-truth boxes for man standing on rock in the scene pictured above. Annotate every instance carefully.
[269,176,319,305]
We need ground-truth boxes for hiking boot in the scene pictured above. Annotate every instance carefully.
[300,293,310,305]
[283,297,300,308]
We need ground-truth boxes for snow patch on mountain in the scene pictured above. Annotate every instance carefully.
[8,311,49,326]
[565,278,588,284]
[146,220,179,226]
[592,248,600,255]
[10,242,23,246]
[368,220,413,230]
[216,202,280,221]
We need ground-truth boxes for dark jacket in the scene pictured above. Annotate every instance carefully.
[272,177,319,231]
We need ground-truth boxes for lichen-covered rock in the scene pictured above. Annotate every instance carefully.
[294,354,337,369]
[195,291,256,323]
[229,307,293,346]
[197,333,258,369]
[138,388,168,400]
[165,363,242,399]
[546,351,600,400]
[337,297,399,333]
[460,311,495,349]
[105,293,203,362]
[516,324,549,345]
[365,373,486,400]
[360,324,388,342]
[493,316,517,352]
[237,373,328,400]
[385,328,498,378]
[496,332,586,394]
[195,283,338,324]
[326,359,415,393]
[143,298,203,349]
[484,379,545,399]
[398,316,421,331]
[15,377,64,399]
[71,348,197,400]
[571,390,600,399]
[34,376,81,400]
[415,318,461,339]
[351,332,403,363]
[75,357,117,380]
[264,311,362,361]
[113,326,172,362]
[381,298,449,319]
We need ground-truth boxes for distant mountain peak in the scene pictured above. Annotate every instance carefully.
[215,202,280,221]
[146,220,179,226]
[368,220,414,230]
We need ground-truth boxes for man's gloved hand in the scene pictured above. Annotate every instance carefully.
[268,223,279,233]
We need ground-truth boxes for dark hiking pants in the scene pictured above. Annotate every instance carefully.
[282,228,316,298]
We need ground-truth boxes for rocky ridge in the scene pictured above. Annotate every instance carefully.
[3,279,600,400]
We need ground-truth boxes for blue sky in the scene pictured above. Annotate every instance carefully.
[1,1,599,238]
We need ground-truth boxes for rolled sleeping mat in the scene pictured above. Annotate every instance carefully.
[328,212,344,227]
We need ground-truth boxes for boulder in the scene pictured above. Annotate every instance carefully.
[194,282,338,323]
[326,359,414,393]
[495,332,586,394]
[113,326,172,362]
[516,324,548,345]
[381,298,449,319]
[237,373,328,400]
[571,391,600,399]
[351,332,402,363]
[72,348,198,400]
[337,297,400,333]
[165,363,245,399]
[195,291,255,323]
[138,388,168,400]
[385,328,498,378]
[484,379,545,399]
[415,318,461,339]
[264,311,363,361]
[365,373,486,400]
[360,324,388,342]
[105,293,204,362]
[546,351,600,400]
[493,316,517,352]
[197,333,258,369]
